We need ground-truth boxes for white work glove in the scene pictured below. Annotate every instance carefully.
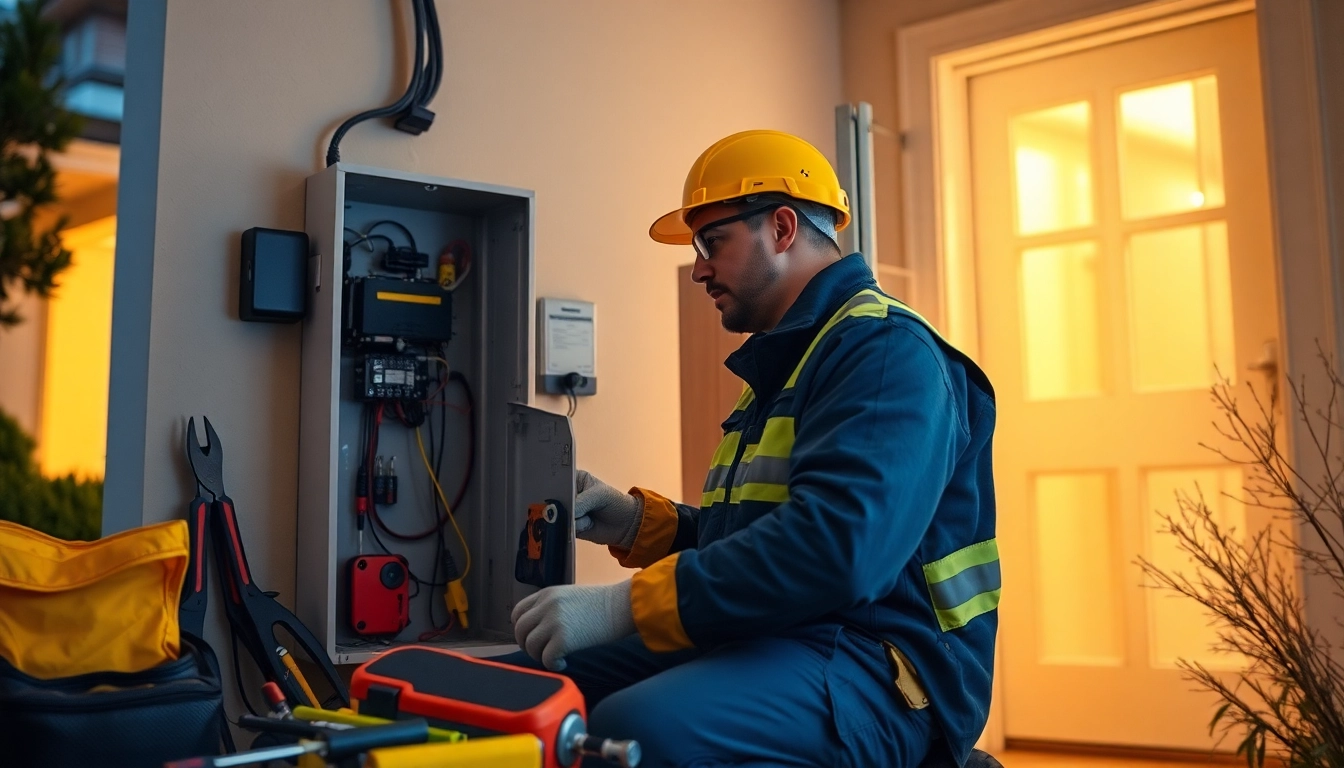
[574,470,643,548]
[511,581,635,671]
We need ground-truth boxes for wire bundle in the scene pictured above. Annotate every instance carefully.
[326,0,444,166]
[358,351,474,638]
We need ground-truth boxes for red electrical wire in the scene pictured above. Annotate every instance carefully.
[367,381,473,541]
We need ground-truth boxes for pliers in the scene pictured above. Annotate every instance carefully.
[181,416,349,710]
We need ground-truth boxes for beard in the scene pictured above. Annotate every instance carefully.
[717,238,781,333]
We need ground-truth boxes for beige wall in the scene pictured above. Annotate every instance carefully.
[839,0,1000,276]
[118,0,841,607]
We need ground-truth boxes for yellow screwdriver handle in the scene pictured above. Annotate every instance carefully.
[364,734,543,768]
[291,705,465,743]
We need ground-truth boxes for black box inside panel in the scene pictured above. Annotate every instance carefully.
[346,277,453,344]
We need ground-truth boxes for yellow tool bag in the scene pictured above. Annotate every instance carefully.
[0,518,189,678]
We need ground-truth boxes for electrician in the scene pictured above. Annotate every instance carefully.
[506,130,999,767]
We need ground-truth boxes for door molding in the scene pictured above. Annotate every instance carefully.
[897,0,1343,749]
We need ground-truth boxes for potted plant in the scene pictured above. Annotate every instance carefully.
[1140,348,1344,767]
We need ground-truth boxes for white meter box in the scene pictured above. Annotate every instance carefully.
[299,164,575,665]
[539,298,596,396]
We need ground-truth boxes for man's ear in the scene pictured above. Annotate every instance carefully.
[771,205,800,254]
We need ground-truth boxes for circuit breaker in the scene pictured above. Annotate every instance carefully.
[297,163,575,665]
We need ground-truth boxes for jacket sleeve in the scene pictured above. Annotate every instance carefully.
[630,320,969,651]
[606,488,700,569]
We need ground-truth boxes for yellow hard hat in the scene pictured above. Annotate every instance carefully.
[649,129,852,245]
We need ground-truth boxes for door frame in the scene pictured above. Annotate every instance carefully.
[898,0,1344,751]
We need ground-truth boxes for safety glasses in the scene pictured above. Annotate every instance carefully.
[691,204,786,260]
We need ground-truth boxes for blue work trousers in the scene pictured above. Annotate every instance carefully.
[493,623,934,768]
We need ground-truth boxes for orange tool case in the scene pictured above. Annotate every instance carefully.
[350,647,586,768]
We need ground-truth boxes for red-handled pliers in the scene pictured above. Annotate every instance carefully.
[180,416,349,709]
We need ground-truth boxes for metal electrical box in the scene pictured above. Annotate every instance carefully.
[298,164,574,665]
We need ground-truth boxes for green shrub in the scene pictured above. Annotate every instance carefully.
[0,408,102,541]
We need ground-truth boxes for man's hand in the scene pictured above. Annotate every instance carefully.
[511,581,635,671]
[574,470,643,548]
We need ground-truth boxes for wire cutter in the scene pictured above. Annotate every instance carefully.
[180,416,350,709]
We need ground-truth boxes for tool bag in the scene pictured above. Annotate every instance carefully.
[0,518,188,678]
[0,633,230,767]
[0,519,232,765]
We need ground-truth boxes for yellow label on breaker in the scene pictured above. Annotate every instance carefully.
[376,291,442,305]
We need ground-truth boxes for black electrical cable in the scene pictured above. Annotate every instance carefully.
[347,233,395,253]
[366,220,418,253]
[447,370,475,512]
[326,0,427,166]
[428,359,456,631]
[416,0,443,106]
[425,369,448,631]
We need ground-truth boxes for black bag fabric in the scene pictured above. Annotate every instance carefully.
[0,633,230,768]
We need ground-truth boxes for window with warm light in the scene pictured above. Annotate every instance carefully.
[39,216,116,479]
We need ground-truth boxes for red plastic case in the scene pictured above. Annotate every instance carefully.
[348,554,410,635]
[350,646,585,767]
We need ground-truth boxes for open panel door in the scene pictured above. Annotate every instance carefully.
[485,403,575,638]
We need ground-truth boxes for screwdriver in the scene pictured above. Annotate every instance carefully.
[163,719,428,767]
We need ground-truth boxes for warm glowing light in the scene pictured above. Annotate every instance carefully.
[1126,222,1235,392]
[1011,101,1093,236]
[1145,466,1247,670]
[1021,242,1104,400]
[39,217,115,479]
[1034,472,1123,666]
[1118,76,1225,219]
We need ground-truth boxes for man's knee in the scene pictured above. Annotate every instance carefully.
[588,683,694,765]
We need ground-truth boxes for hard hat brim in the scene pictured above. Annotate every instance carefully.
[649,208,694,245]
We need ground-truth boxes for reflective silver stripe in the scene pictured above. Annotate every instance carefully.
[926,560,1001,613]
[736,455,790,488]
[835,292,884,315]
[702,463,733,494]
[923,539,1001,631]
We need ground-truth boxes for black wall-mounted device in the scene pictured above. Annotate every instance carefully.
[240,227,309,323]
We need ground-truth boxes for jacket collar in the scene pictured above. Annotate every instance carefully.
[724,253,877,401]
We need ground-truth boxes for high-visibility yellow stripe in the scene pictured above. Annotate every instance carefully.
[731,482,790,504]
[376,291,442,305]
[782,290,952,391]
[923,539,998,582]
[740,442,759,464]
[732,385,756,412]
[784,293,887,389]
[700,487,727,508]
[932,589,1001,633]
[708,431,742,468]
[756,417,795,458]
[703,289,961,515]
[923,539,1001,632]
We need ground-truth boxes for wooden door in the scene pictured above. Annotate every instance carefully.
[678,264,747,506]
[969,12,1281,749]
